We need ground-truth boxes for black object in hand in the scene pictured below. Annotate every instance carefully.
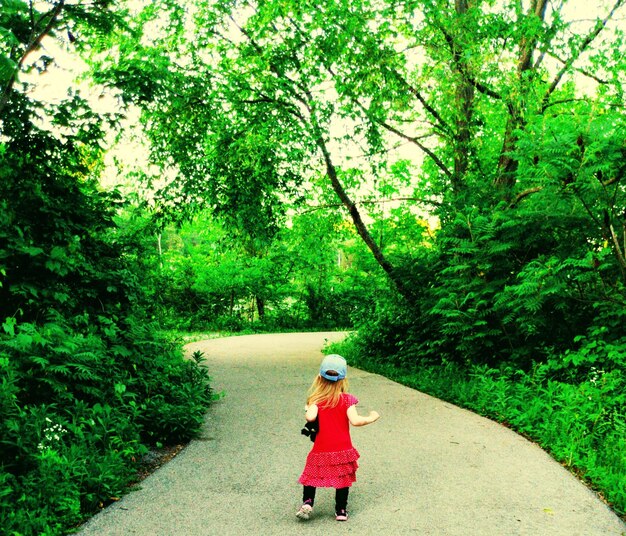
[301,419,318,442]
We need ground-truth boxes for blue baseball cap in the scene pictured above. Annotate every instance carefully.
[320,354,347,381]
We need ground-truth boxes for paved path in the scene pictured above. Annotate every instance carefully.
[78,332,626,536]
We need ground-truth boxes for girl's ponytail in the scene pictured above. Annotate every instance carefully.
[307,375,349,408]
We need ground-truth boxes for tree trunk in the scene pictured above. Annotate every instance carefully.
[156,233,163,269]
[256,296,266,319]
[316,135,412,303]
[494,106,522,193]
[451,0,476,195]
[494,0,549,195]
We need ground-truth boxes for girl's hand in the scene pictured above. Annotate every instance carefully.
[348,406,380,426]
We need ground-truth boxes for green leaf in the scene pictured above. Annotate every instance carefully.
[50,246,67,259]
[0,55,17,84]
[2,317,16,336]
[22,246,44,257]
[14,332,33,349]
[111,344,132,357]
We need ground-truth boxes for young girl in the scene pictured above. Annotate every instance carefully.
[297,354,380,522]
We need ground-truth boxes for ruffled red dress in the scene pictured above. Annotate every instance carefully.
[298,393,360,488]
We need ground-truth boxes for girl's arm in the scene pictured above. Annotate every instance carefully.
[305,404,318,422]
[347,405,380,427]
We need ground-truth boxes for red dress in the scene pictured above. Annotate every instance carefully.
[298,393,360,488]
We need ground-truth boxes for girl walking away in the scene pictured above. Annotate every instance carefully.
[297,354,380,522]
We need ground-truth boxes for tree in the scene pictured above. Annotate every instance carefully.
[1,0,128,320]
[92,0,626,302]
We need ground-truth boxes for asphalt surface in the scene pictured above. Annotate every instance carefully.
[77,332,626,536]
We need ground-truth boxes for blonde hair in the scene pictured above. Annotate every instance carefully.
[307,375,349,408]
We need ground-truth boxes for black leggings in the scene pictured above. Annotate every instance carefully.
[302,486,349,513]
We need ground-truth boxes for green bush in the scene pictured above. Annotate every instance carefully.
[138,350,214,445]
[0,117,214,534]
[0,316,214,535]
[0,6,215,534]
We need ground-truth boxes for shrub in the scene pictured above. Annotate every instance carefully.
[0,317,214,535]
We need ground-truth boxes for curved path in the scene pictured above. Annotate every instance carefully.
[78,332,626,536]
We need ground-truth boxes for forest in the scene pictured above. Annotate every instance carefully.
[1,0,625,533]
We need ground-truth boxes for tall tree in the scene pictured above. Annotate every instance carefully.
[93,0,626,299]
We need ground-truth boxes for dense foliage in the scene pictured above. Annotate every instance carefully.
[89,0,626,365]
[144,206,380,332]
[0,2,213,534]
[2,0,625,530]
[87,0,626,519]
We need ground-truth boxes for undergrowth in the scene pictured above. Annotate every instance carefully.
[0,318,215,535]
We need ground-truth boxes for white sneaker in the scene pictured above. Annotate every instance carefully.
[296,504,313,520]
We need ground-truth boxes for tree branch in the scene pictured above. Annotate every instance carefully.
[509,170,623,208]
[313,54,454,180]
[335,87,452,178]
[533,0,566,70]
[241,95,306,123]
[509,186,543,207]
[545,51,610,85]
[607,215,626,278]
[391,71,454,135]
[299,196,442,215]
[373,116,453,179]
[0,0,66,116]
[541,98,588,111]
[541,0,626,112]
[602,176,621,187]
